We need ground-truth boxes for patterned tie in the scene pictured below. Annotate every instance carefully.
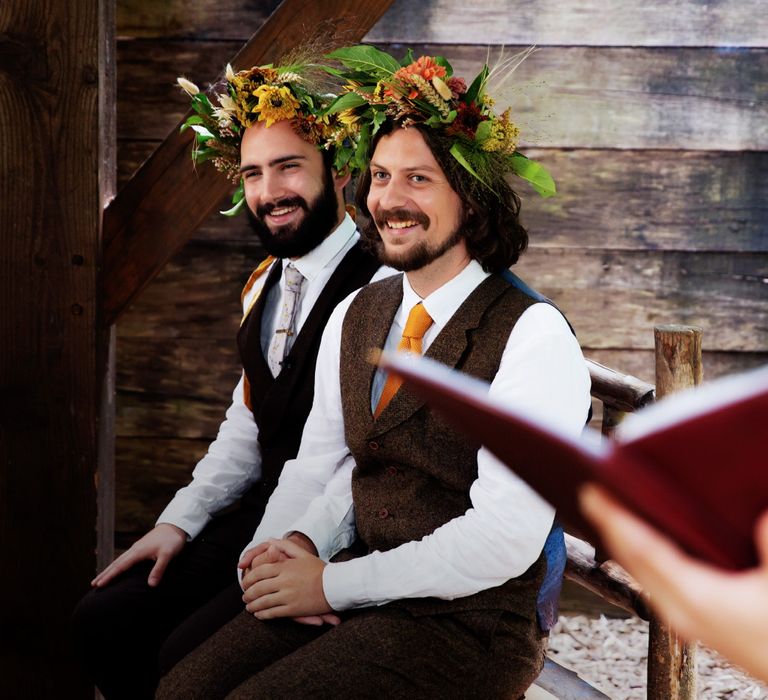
[374,302,434,418]
[267,263,305,377]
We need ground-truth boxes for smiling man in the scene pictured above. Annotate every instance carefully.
[71,63,384,699]
[157,49,591,700]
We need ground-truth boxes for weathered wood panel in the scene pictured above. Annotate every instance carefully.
[115,437,209,539]
[117,242,258,339]
[117,0,280,39]
[118,144,768,253]
[0,1,111,697]
[117,242,768,351]
[115,0,768,48]
[518,248,768,351]
[117,337,241,400]
[523,150,768,253]
[117,41,768,150]
[367,0,768,48]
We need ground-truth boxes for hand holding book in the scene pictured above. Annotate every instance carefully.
[376,352,768,571]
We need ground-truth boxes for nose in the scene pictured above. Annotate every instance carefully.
[259,170,287,204]
[375,175,408,211]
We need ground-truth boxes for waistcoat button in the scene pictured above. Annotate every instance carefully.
[378,508,389,519]
[368,441,379,451]
[385,466,398,476]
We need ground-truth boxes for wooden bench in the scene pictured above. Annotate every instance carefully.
[531,325,702,700]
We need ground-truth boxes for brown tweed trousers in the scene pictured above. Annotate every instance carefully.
[156,274,548,699]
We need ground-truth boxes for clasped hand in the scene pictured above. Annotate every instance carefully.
[238,537,339,626]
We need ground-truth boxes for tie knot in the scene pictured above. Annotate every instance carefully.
[402,302,433,340]
[284,264,304,292]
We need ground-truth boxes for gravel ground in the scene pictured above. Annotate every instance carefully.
[547,614,768,699]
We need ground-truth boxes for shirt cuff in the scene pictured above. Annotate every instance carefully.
[322,558,391,611]
[156,496,210,541]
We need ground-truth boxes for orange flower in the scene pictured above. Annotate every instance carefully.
[403,56,446,81]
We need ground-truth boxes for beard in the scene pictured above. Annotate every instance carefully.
[361,207,464,272]
[245,171,338,258]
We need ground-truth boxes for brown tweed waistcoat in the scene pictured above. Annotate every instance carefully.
[340,272,547,619]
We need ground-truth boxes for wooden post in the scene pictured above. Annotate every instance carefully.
[0,0,114,696]
[646,325,702,700]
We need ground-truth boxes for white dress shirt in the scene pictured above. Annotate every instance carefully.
[244,260,592,608]
[156,214,389,539]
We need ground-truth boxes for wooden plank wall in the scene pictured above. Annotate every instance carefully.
[115,0,768,543]
[1,1,114,696]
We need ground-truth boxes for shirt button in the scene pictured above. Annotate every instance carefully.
[368,441,379,451]
[385,466,398,476]
[378,508,389,519]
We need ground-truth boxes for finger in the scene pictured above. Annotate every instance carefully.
[242,574,284,603]
[147,552,172,587]
[292,615,325,626]
[242,561,281,590]
[319,613,341,626]
[754,509,768,566]
[245,591,285,614]
[238,541,271,569]
[253,603,292,620]
[91,552,136,587]
[270,538,312,559]
[580,485,711,621]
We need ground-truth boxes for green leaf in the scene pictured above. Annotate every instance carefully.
[324,91,366,115]
[449,143,495,194]
[191,93,214,116]
[371,109,386,136]
[433,55,453,77]
[220,198,245,217]
[464,64,489,105]
[509,153,557,198]
[231,182,245,204]
[351,123,371,173]
[327,45,400,78]
[474,119,492,142]
[191,124,216,139]
[399,48,415,67]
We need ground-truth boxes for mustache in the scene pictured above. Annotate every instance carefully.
[373,207,430,231]
[256,196,308,219]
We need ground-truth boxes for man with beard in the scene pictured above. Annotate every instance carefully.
[71,63,384,699]
[157,50,591,699]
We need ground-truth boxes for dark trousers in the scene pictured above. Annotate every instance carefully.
[71,506,263,700]
[156,605,546,699]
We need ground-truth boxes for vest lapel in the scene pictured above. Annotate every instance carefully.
[371,274,512,436]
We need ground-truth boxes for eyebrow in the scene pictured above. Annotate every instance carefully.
[369,161,441,173]
[239,154,308,173]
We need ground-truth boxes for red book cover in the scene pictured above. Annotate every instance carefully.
[378,352,768,570]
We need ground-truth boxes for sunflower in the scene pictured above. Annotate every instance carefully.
[253,85,300,127]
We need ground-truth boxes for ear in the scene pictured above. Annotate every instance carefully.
[332,168,352,191]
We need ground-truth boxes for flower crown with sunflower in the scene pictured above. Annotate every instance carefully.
[177,62,358,216]
[323,45,555,199]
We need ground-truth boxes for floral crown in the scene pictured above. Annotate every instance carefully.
[323,45,555,199]
[177,62,358,216]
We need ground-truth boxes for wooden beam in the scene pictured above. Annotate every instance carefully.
[0,0,114,696]
[647,325,702,700]
[100,0,394,326]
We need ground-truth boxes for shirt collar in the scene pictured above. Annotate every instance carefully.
[284,213,357,282]
[398,259,490,329]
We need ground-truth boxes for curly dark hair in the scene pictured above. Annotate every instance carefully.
[354,119,528,273]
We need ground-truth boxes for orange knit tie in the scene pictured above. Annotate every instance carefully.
[374,302,434,418]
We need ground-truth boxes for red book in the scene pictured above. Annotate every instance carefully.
[378,352,768,570]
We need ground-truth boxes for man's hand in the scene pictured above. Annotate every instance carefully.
[580,484,768,683]
[241,538,334,621]
[91,523,187,588]
[239,535,339,626]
